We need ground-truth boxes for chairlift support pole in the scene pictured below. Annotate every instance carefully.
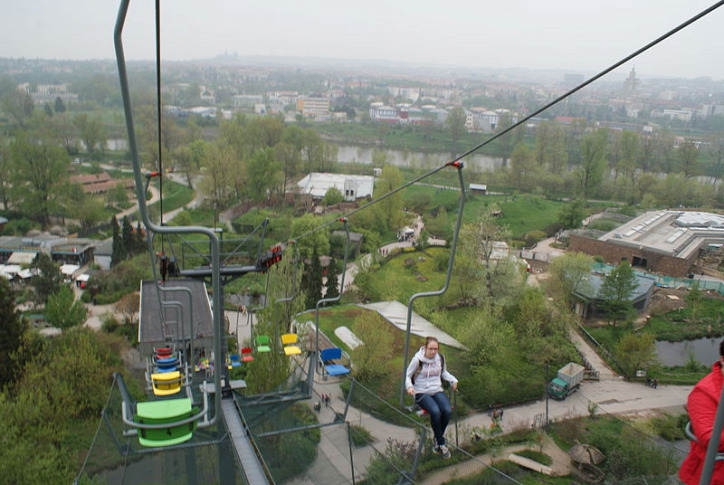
[399,162,465,408]
[115,0,221,424]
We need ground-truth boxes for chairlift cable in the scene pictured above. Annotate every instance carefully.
[154,0,164,251]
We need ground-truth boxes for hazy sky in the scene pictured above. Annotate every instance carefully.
[3,0,724,79]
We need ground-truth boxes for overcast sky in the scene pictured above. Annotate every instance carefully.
[3,0,724,80]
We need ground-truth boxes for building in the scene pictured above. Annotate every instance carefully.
[70,172,134,195]
[0,234,95,267]
[296,173,374,201]
[569,210,724,277]
[296,96,330,119]
[572,273,655,319]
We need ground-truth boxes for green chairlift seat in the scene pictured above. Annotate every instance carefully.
[255,335,272,353]
[135,398,199,447]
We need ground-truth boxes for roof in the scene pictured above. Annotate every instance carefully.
[598,210,724,259]
[573,273,655,303]
[7,251,37,265]
[296,173,374,200]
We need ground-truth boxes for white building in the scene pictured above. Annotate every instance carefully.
[296,173,374,201]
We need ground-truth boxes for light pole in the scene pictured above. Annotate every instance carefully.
[545,363,550,429]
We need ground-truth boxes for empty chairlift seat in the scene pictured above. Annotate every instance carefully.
[135,398,199,447]
[151,370,183,396]
[255,335,272,353]
[241,347,254,362]
[320,347,350,377]
[154,356,180,373]
[281,333,302,356]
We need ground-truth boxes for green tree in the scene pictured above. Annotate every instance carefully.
[247,148,281,204]
[577,128,608,198]
[10,131,70,226]
[614,332,657,378]
[678,141,700,179]
[72,113,107,154]
[686,281,704,322]
[72,194,106,231]
[0,278,27,388]
[445,106,467,154]
[510,142,537,192]
[558,199,586,229]
[598,260,638,325]
[322,187,344,206]
[546,251,594,306]
[110,216,125,267]
[30,252,63,306]
[53,96,66,113]
[45,285,87,331]
[303,246,323,310]
[121,216,134,257]
[1,89,34,127]
[199,142,241,219]
[291,213,330,260]
[350,311,393,381]
[374,165,405,232]
[324,258,340,301]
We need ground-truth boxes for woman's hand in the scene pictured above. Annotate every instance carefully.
[407,387,415,396]
[451,382,458,392]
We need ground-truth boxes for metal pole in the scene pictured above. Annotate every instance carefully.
[545,363,550,428]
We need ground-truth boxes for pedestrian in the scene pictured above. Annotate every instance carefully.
[405,336,458,459]
[325,393,331,407]
[653,378,658,389]
[646,377,651,387]
[680,339,724,484]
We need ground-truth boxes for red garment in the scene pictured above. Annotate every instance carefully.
[680,362,724,485]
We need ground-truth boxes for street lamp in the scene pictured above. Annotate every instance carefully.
[545,363,550,429]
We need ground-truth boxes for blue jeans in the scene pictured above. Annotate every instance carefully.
[416,392,452,446]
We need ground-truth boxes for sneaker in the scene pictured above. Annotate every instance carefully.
[439,444,451,459]
[432,444,442,455]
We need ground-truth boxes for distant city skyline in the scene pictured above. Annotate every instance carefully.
[3,0,724,81]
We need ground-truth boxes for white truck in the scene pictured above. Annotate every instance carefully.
[547,362,585,401]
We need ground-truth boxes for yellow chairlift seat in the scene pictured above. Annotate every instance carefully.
[151,370,183,396]
[281,333,302,356]
[135,398,198,447]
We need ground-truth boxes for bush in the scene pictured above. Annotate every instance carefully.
[349,424,372,447]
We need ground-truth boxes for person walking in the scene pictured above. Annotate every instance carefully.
[680,340,724,484]
[405,336,458,459]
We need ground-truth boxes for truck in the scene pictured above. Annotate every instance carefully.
[547,362,585,400]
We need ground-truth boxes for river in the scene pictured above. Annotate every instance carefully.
[656,338,721,367]
[335,144,505,173]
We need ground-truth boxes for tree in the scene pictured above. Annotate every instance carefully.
[374,165,405,233]
[291,213,330,261]
[72,194,106,231]
[0,278,27,387]
[509,142,537,192]
[199,141,241,216]
[678,141,700,179]
[324,258,340,301]
[121,216,134,258]
[73,113,107,154]
[614,332,657,378]
[53,96,66,113]
[445,106,467,154]
[686,281,704,322]
[10,131,70,226]
[303,246,323,310]
[45,285,87,332]
[246,148,281,203]
[577,128,608,199]
[1,89,34,126]
[350,311,393,381]
[558,199,586,229]
[110,216,125,267]
[322,187,344,206]
[30,252,63,306]
[546,251,594,307]
[598,260,638,325]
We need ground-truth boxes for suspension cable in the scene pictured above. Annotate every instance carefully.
[155,0,164,252]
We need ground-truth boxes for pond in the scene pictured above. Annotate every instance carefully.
[656,338,721,367]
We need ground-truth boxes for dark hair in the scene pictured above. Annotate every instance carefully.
[425,336,439,348]
[720,339,724,358]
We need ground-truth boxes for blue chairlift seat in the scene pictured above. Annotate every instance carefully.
[320,347,350,377]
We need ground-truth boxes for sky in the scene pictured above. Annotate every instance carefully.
[3,0,724,80]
